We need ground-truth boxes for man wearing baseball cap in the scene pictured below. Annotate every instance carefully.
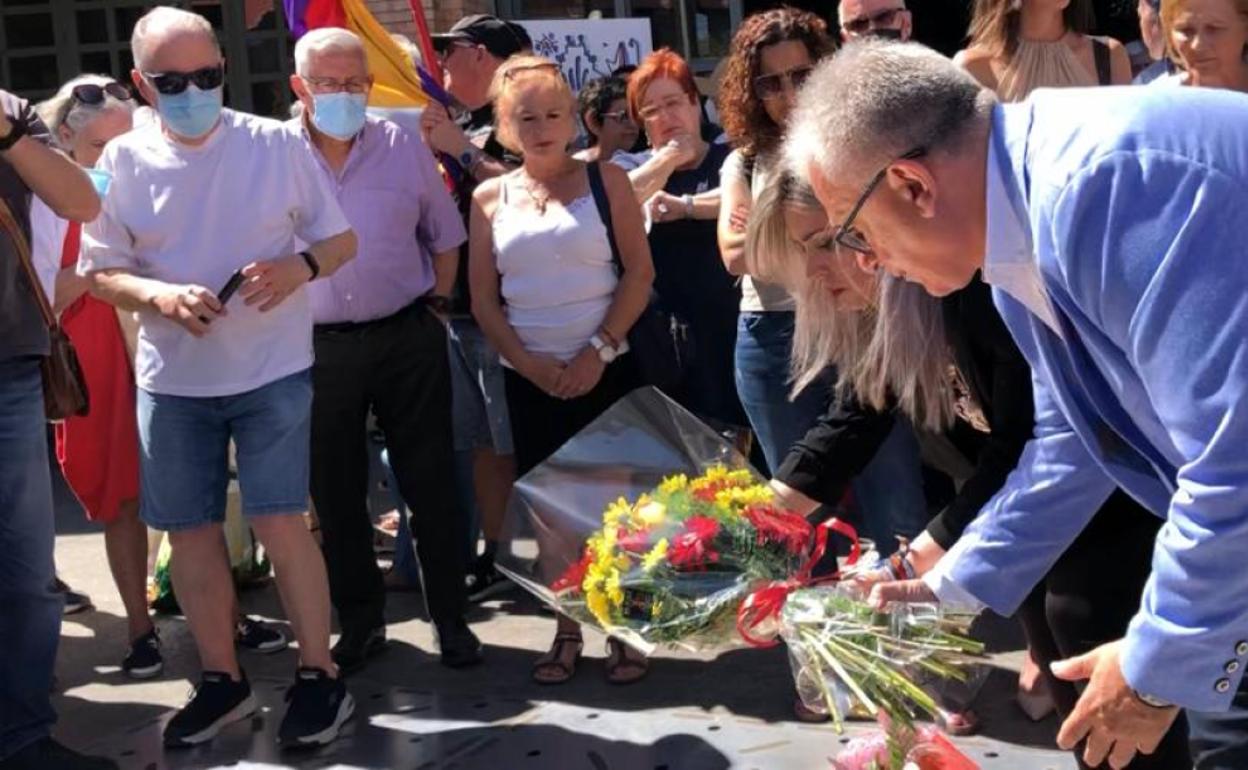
[421,15,531,603]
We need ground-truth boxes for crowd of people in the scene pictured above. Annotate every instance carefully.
[1,0,1247,768]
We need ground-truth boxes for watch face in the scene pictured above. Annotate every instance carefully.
[459,150,474,167]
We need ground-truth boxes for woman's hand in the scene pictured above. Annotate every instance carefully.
[644,191,689,224]
[553,347,606,399]
[519,353,566,396]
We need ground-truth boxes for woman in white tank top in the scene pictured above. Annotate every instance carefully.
[468,56,655,686]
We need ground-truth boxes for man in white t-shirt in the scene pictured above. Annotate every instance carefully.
[80,6,358,751]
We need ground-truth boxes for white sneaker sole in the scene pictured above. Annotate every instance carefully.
[282,692,356,748]
[165,692,259,747]
[124,660,164,680]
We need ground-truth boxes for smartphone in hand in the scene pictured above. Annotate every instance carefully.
[217,269,245,306]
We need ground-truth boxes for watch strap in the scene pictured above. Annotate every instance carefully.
[0,112,29,152]
[299,250,320,281]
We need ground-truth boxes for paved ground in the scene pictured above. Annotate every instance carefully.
[47,455,1076,770]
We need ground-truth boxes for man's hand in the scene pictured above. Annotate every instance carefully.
[420,102,469,157]
[867,578,937,611]
[554,347,605,399]
[240,254,312,312]
[153,285,223,337]
[519,353,566,396]
[1053,640,1180,769]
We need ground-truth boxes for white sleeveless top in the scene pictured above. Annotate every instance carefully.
[491,175,621,365]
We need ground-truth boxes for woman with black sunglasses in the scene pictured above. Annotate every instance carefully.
[716,8,928,564]
[29,75,167,681]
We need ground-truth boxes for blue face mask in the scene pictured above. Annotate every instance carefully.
[157,85,223,139]
[311,92,368,140]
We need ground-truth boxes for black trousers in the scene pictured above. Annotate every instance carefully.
[310,303,467,633]
[1018,490,1191,769]
[503,355,639,476]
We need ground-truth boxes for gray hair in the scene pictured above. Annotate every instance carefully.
[745,172,955,430]
[784,39,992,186]
[35,74,135,147]
[131,7,218,71]
[294,27,367,76]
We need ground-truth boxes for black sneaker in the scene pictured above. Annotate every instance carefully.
[236,616,289,654]
[436,619,483,669]
[52,577,92,615]
[121,629,164,679]
[0,737,118,769]
[331,626,387,675]
[465,558,513,603]
[278,667,354,749]
[163,671,258,748]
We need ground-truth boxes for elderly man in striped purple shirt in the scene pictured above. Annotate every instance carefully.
[287,27,480,674]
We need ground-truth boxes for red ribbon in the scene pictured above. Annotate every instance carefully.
[735,517,860,648]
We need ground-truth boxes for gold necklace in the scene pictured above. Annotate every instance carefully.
[522,182,551,215]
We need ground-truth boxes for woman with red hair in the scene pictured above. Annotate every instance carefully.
[611,49,747,436]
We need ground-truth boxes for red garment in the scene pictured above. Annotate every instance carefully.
[54,221,140,523]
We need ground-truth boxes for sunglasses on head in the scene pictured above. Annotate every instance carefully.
[142,65,224,96]
[753,66,814,100]
[843,7,904,35]
[72,82,132,105]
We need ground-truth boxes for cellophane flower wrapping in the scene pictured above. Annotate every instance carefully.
[497,387,821,655]
[781,585,986,732]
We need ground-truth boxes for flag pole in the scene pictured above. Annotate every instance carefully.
[406,0,443,86]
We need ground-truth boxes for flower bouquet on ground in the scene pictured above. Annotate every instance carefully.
[832,714,980,770]
[547,464,841,653]
[782,584,985,733]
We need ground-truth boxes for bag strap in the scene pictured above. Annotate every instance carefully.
[0,197,57,331]
[586,162,624,274]
[1091,38,1112,86]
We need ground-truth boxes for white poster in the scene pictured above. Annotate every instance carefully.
[515,18,653,92]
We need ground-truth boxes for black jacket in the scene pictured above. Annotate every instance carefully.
[774,274,1035,549]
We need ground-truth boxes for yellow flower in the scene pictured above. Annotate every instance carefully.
[642,539,669,571]
[586,589,613,626]
[659,474,689,494]
[634,500,667,527]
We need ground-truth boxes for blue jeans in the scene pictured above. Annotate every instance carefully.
[1189,679,1248,769]
[735,312,927,554]
[0,357,61,758]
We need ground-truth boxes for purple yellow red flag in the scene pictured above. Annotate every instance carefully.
[283,0,446,109]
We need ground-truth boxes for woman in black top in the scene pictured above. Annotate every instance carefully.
[746,174,1189,768]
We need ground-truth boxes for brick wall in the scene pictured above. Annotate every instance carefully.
[363,0,494,40]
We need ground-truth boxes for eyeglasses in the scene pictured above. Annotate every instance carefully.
[71,82,132,105]
[753,66,814,100]
[842,7,904,35]
[502,62,562,81]
[600,110,635,126]
[437,42,474,63]
[637,95,693,121]
[141,65,225,96]
[302,76,371,95]
[832,147,926,255]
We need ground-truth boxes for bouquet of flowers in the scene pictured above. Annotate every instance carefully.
[782,585,985,732]
[548,464,834,653]
[832,714,980,770]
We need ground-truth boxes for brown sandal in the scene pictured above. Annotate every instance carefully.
[605,637,650,685]
[532,633,583,685]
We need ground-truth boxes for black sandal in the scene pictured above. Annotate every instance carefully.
[532,633,583,685]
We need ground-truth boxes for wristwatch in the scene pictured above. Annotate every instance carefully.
[1133,690,1173,709]
[458,145,483,173]
[0,112,29,152]
[299,250,320,281]
[589,334,619,364]
[681,194,694,219]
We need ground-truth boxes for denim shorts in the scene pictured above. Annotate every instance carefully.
[136,369,313,531]
[447,318,513,455]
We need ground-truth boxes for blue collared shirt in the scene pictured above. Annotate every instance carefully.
[926,85,1248,711]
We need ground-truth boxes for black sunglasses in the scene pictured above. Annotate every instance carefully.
[833,147,926,255]
[142,65,224,96]
[842,7,904,35]
[753,66,814,100]
[72,82,132,105]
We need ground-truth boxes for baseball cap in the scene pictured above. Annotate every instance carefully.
[432,15,532,59]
